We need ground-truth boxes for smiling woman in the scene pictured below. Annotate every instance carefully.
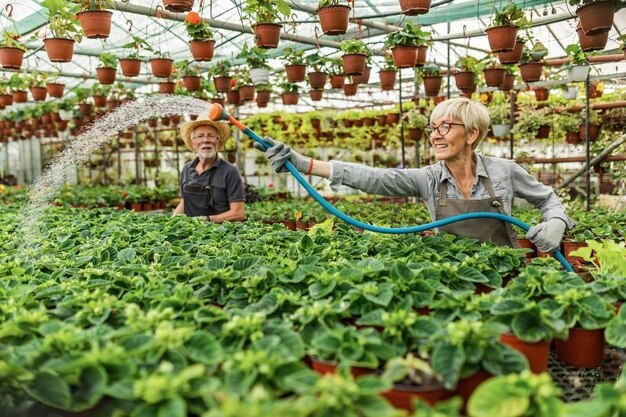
[256,97,575,252]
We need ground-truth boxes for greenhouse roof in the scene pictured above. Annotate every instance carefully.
[1,0,625,115]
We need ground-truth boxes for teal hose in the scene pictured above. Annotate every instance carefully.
[246,128,574,272]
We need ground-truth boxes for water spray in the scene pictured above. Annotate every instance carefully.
[208,103,574,272]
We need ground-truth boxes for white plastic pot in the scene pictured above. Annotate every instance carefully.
[567,64,590,83]
[250,67,270,85]
[59,109,73,121]
[492,124,510,138]
[563,86,579,100]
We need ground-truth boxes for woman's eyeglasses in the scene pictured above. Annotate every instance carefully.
[424,122,465,137]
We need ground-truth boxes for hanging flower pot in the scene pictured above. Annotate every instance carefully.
[454,71,474,90]
[0,47,25,69]
[491,123,511,139]
[308,71,327,89]
[43,38,75,63]
[163,0,194,12]
[341,54,366,75]
[285,64,306,83]
[330,74,346,89]
[399,0,432,15]
[535,124,550,139]
[120,58,141,77]
[391,46,418,68]
[518,63,543,82]
[214,76,232,92]
[30,86,47,101]
[352,66,371,84]
[150,58,174,78]
[12,90,28,103]
[579,124,601,141]
[76,10,113,39]
[423,75,443,96]
[407,128,423,142]
[379,70,397,90]
[211,97,225,107]
[566,130,581,144]
[0,94,12,107]
[317,4,351,35]
[498,40,524,64]
[483,68,506,87]
[189,39,215,61]
[577,27,609,52]
[534,87,549,101]
[387,113,400,124]
[309,89,323,101]
[252,23,282,49]
[576,1,615,35]
[79,103,93,116]
[226,89,240,105]
[567,64,590,82]
[415,46,427,66]
[183,75,201,91]
[93,95,107,107]
[485,25,518,53]
[563,86,579,100]
[555,328,605,368]
[250,67,270,85]
[282,92,299,105]
[498,73,515,91]
[343,83,357,96]
[45,82,65,98]
[239,84,256,101]
[107,99,120,110]
[256,90,271,105]
[96,67,116,84]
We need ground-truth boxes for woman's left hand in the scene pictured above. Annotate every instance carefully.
[525,218,567,253]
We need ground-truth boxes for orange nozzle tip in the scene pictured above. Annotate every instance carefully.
[207,103,223,121]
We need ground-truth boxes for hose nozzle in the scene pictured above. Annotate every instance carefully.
[208,103,245,131]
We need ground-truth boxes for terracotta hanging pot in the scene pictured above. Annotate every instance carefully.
[317,4,351,35]
[379,70,397,90]
[30,86,47,101]
[399,0,432,15]
[485,25,518,53]
[226,89,240,105]
[150,58,174,78]
[341,53,366,75]
[239,85,256,101]
[76,10,112,39]
[158,81,175,94]
[498,73,515,91]
[286,64,306,82]
[214,76,232,92]
[307,71,327,89]
[256,90,271,105]
[163,0,194,12]
[407,128,423,142]
[183,75,201,91]
[423,75,443,96]
[119,58,141,77]
[309,89,323,101]
[43,38,75,63]
[391,46,418,68]
[565,130,581,145]
[0,94,12,107]
[93,95,107,107]
[579,124,601,141]
[352,66,371,84]
[519,63,543,82]
[79,103,93,116]
[189,39,215,61]
[44,83,64,100]
[415,45,427,66]
[96,67,116,84]
[343,83,357,96]
[498,40,524,64]
[483,68,506,87]
[577,27,609,52]
[282,92,299,105]
[534,87,549,101]
[555,328,605,368]
[0,47,25,69]
[330,74,346,89]
[252,23,282,48]
[12,90,28,103]
[576,1,615,35]
[454,71,474,90]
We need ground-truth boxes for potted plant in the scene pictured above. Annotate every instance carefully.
[379,54,397,91]
[282,47,307,83]
[163,0,194,12]
[211,60,233,93]
[385,21,431,68]
[328,57,346,88]
[238,43,270,85]
[405,108,428,142]
[488,103,511,138]
[235,68,256,101]
[485,2,527,53]
[497,64,516,91]
[184,11,215,61]
[422,64,443,96]
[120,36,151,77]
[511,106,552,139]
[557,112,582,144]
[74,0,113,39]
[280,80,300,105]
[90,83,109,107]
[498,35,525,64]
[0,32,29,70]
[306,51,330,89]
[564,44,590,82]
[96,52,118,84]
[570,0,618,36]
[399,0,432,15]
[41,0,83,62]
[243,0,291,48]
[317,0,351,36]
[149,49,173,78]
[27,71,48,101]
[8,74,29,103]
[579,109,601,141]
[576,21,609,52]
[174,59,201,91]
[454,56,482,91]
[44,73,65,98]
[339,39,370,75]
[256,84,272,107]
[482,57,506,87]
[518,41,547,82]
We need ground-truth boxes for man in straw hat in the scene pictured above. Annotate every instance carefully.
[173,114,245,222]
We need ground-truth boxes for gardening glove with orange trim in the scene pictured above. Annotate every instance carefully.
[254,136,309,173]
[525,218,567,253]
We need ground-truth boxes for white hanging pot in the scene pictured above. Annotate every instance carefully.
[563,85,579,100]
[250,67,270,85]
[567,64,590,83]
[59,109,73,120]
[492,124,510,138]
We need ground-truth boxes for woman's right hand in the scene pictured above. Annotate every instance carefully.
[254,136,310,173]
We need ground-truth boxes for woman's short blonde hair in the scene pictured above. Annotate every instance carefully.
[429,98,490,149]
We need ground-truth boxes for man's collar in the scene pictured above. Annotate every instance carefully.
[189,156,221,170]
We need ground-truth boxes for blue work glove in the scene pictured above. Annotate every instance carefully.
[525,218,567,253]
[253,136,310,173]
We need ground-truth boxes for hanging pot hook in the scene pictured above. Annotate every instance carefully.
[155,5,163,19]
[126,19,133,32]
[314,26,321,50]
[5,4,14,17]
[290,13,298,34]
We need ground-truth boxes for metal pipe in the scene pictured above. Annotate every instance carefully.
[585,76,591,211]
[544,54,625,66]
[399,70,405,169]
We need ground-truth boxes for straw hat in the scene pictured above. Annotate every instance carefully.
[179,114,232,151]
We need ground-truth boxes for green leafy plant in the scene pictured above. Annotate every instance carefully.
[406,108,429,129]
[1,32,29,52]
[73,0,113,10]
[98,52,118,69]
[510,106,551,138]
[385,21,432,48]
[318,0,350,6]
[237,43,269,69]
[282,47,306,66]
[174,59,198,77]
[490,2,528,28]
[488,103,510,125]
[184,11,213,41]
[619,34,626,50]
[380,54,397,71]
[422,63,441,76]
[7,73,29,90]
[211,60,232,77]
[340,39,371,55]
[565,44,588,66]
[520,42,548,64]
[243,0,291,24]
[555,112,581,133]
[42,0,83,42]
[121,35,152,60]
[279,81,300,93]
[570,240,626,277]
[305,51,330,72]
[455,56,483,74]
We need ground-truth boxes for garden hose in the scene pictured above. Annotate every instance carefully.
[207,104,574,272]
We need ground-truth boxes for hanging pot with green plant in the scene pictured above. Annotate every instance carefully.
[576,23,608,52]
[96,52,118,84]
[42,0,83,63]
[238,43,270,85]
[518,42,547,82]
[385,21,430,68]
[185,11,215,61]
[150,50,174,78]
[564,44,590,82]
[485,3,527,53]
[75,0,113,39]
[317,0,351,35]
[306,52,329,89]
[379,55,397,91]
[45,79,65,98]
[482,58,506,87]
[0,32,29,70]
[244,0,291,49]
[422,64,443,96]
[174,59,201,91]
[283,47,307,82]
[572,0,617,35]
[280,81,300,105]
[454,56,482,90]
[120,36,150,77]
[211,61,233,93]
[340,39,370,75]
